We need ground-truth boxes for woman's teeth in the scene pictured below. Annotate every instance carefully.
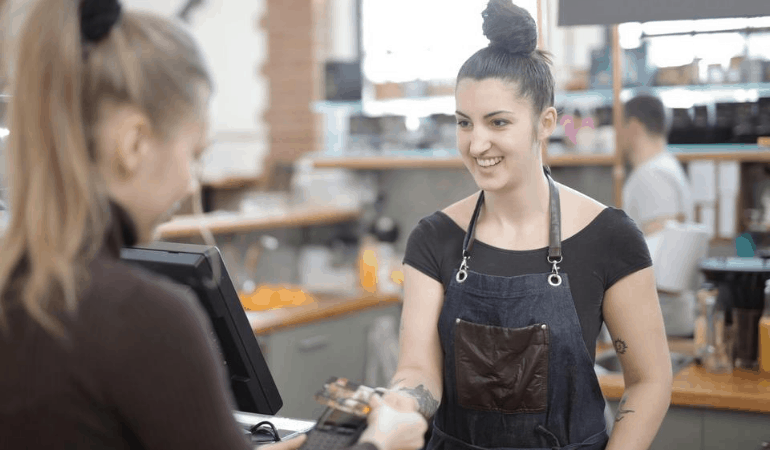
[476,157,503,167]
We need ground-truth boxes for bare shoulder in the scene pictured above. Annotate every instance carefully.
[441,192,482,233]
[558,183,608,238]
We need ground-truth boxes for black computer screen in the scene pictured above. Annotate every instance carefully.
[119,242,283,415]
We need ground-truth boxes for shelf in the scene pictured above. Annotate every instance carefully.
[310,150,617,169]
[154,205,362,239]
[670,144,770,162]
[547,153,616,166]
[314,82,770,117]
[201,174,266,190]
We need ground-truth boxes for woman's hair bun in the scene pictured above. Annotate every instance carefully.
[481,0,537,56]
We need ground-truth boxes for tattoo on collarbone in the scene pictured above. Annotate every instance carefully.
[397,384,439,419]
[614,338,628,354]
[615,394,635,423]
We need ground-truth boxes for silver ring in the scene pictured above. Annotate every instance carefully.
[547,256,563,264]
[456,270,467,283]
[548,274,562,287]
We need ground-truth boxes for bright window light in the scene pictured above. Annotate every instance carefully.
[362,0,538,84]
[0,128,9,138]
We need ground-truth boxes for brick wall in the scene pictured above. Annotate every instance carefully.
[262,0,325,164]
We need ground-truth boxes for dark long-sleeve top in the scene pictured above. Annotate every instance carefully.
[0,202,377,450]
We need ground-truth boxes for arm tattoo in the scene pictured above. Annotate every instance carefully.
[614,338,628,354]
[396,384,439,420]
[615,393,635,423]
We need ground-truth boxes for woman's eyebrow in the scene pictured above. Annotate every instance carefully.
[454,110,514,119]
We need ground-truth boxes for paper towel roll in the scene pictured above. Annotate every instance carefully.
[653,222,711,293]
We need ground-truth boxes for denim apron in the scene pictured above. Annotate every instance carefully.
[426,168,609,450]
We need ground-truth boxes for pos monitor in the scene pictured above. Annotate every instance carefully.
[120,241,283,415]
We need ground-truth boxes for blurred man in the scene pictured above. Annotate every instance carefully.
[621,94,693,236]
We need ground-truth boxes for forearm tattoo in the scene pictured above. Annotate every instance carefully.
[396,384,439,419]
[614,338,628,354]
[615,393,635,423]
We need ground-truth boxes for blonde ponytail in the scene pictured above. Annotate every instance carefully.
[0,0,212,339]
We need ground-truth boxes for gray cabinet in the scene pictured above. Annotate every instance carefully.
[607,401,769,450]
[702,409,770,450]
[262,304,402,420]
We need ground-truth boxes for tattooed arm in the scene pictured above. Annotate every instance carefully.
[383,265,445,420]
[602,267,673,450]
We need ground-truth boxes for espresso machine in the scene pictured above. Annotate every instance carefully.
[699,256,770,371]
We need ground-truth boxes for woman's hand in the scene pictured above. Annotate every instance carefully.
[258,433,307,450]
[358,394,428,450]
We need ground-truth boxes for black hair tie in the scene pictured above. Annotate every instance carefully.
[80,0,122,43]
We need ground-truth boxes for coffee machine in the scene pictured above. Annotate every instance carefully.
[699,256,770,371]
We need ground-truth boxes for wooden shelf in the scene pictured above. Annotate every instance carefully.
[247,293,401,335]
[311,152,616,170]
[313,154,463,170]
[201,174,266,190]
[546,153,616,166]
[155,205,362,239]
[672,149,770,163]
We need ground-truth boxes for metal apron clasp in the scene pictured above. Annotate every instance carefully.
[547,256,563,287]
[456,255,469,283]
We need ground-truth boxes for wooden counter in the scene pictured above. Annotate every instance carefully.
[154,205,362,239]
[246,293,401,335]
[598,338,770,414]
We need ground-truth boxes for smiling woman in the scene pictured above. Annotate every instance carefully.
[386,2,673,450]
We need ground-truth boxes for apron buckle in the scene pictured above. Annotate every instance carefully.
[456,256,470,283]
[547,256,563,287]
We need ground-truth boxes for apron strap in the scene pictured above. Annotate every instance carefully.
[546,170,562,262]
[462,191,485,259]
[461,166,562,261]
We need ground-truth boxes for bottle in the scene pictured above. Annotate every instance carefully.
[702,285,732,374]
[695,283,717,364]
[759,279,770,374]
[371,216,401,295]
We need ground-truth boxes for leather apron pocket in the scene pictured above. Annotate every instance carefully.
[454,319,549,413]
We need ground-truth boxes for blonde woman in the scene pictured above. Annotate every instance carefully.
[0,1,426,449]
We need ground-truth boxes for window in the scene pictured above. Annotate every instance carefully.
[361,0,538,83]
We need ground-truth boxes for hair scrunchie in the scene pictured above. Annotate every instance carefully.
[80,0,122,43]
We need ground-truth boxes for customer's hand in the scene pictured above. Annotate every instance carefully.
[357,394,427,450]
[258,433,307,450]
[379,389,419,413]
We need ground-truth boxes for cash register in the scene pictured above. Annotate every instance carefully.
[120,242,314,443]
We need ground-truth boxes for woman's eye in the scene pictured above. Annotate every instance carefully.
[492,119,509,127]
[456,120,470,128]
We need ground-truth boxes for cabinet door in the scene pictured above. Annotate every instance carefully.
[702,409,770,450]
[607,402,704,450]
[265,304,401,420]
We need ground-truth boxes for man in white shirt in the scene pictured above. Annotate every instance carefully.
[620,95,697,337]
[621,95,694,236]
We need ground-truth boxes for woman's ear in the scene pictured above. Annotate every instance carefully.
[539,106,558,141]
[112,109,153,180]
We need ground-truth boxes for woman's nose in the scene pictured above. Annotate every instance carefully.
[468,129,492,157]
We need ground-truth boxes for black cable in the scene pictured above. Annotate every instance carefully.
[250,421,281,442]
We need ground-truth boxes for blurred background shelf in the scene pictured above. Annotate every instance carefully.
[670,144,770,161]
[310,145,770,169]
[155,205,363,239]
[310,150,617,169]
[314,82,770,117]
[201,174,268,190]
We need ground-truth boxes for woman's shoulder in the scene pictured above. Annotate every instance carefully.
[561,185,644,242]
[82,254,201,320]
[439,192,483,234]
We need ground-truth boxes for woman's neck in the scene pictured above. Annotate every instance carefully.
[482,169,551,230]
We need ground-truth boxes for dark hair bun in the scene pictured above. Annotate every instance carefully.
[482,0,537,56]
